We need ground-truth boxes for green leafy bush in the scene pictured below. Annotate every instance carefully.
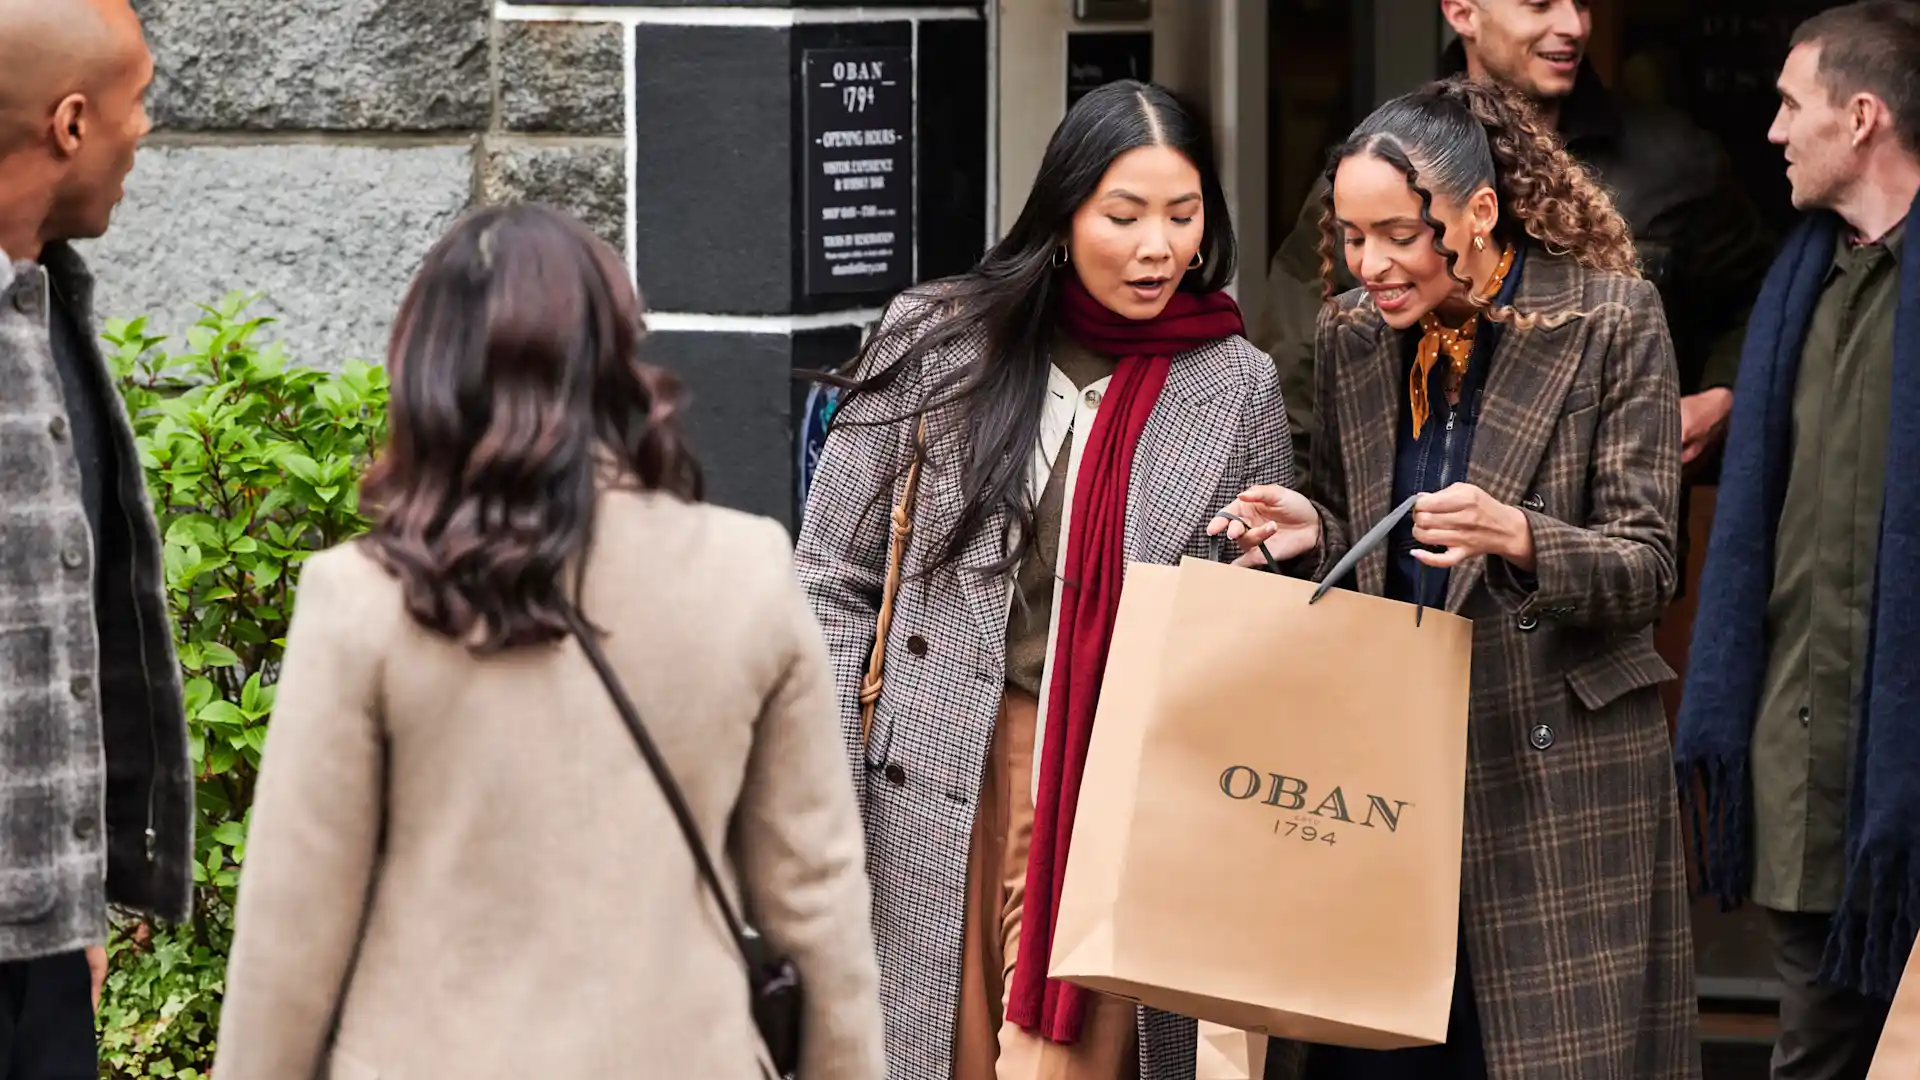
[95,294,388,1078]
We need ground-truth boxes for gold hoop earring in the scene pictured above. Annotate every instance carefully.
[1189,251,1204,269]
[1052,245,1070,267]
[1473,235,1487,252]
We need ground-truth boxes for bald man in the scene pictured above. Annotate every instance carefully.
[0,1,193,1074]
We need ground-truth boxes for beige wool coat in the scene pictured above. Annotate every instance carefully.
[212,491,886,1080]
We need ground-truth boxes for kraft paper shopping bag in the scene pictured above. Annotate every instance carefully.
[1196,1020,1268,1080]
[1050,539,1471,1050]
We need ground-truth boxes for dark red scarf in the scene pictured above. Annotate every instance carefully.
[1007,275,1245,1043]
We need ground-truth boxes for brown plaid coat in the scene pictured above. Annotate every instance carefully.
[1268,250,1699,1080]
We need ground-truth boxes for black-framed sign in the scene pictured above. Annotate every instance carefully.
[1066,31,1152,108]
[801,46,914,297]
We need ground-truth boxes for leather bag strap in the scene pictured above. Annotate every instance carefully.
[858,417,928,745]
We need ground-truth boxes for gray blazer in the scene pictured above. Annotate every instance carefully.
[0,244,193,961]
[795,292,1296,1080]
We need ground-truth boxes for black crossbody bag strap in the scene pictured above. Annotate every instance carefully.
[561,603,802,1078]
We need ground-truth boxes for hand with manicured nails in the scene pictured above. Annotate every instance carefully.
[1410,482,1536,572]
[1207,485,1322,568]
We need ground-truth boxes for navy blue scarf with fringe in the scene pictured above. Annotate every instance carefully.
[1675,189,1920,1000]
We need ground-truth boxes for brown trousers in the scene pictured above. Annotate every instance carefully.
[952,690,1139,1080]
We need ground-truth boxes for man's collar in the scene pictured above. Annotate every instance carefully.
[1439,40,1622,149]
[36,241,94,291]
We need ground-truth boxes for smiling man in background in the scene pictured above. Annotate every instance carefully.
[0,0,194,1074]
[1260,0,1773,483]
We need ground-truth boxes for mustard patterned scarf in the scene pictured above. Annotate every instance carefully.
[1408,243,1515,440]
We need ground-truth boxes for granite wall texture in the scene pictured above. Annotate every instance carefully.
[83,0,628,368]
[81,0,989,527]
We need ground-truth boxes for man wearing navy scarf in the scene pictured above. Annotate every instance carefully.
[1676,4,1920,1079]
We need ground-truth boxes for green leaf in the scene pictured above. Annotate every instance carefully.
[201,642,241,668]
[280,452,321,483]
[182,677,217,715]
[197,700,245,728]
[239,672,264,713]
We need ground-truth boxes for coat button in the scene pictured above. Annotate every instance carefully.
[884,763,907,787]
[1084,389,1102,408]
[1799,706,1811,727]
[1522,493,1546,512]
[906,634,928,657]
[1516,614,1539,632]
[69,675,91,700]
[1529,724,1555,751]
[61,547,85,570]
[72,816,96,841]
[48,415,68,440]
[12,289,39,317]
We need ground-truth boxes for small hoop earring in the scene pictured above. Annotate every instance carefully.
[1189,251,1204,269]
[1473,235,1486,252]
[1052,245,1070,268]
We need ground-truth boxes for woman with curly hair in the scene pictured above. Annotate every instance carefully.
[1212,77,1695,1079]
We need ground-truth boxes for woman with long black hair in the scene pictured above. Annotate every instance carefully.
[213,205,886,1080]
[796,81,1295,1080]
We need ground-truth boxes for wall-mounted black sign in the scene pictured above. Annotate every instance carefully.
[1067,31,1152,109]
[801,46,914,298]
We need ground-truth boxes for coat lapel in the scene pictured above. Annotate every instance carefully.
[1127,344,1240,567]
[1331,314,1399,595]
[1445,253,1591,612]
[908,393,1019,672]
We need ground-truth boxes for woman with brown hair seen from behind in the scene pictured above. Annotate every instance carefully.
[1212,78,1695,1079]
[210,204,886,1080]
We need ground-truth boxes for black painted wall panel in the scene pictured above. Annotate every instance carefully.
[632,25,793,314]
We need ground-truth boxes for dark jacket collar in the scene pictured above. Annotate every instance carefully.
[1439,40,1623,150]
[2,240,96,310]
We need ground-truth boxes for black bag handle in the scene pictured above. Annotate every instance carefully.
[1308,493,1435,624]
[560,602,796,1078]
[1214,491,1434,622]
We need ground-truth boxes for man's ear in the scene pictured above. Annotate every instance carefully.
[1439,0,1479,42]
[51,94,87,159]
[1848,91,1887,149]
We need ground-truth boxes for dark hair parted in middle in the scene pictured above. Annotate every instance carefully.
[1316,76,1639,307]
[361,203,702,653]
[817,79,1236,578]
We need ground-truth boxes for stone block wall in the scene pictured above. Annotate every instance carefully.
[85,0,628,369]
[83,0,990,528]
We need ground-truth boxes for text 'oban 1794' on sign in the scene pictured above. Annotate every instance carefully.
[801,46,914,298]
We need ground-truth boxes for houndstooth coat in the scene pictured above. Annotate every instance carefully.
[794,292,1296,1080]
[1264,250,1698,1080]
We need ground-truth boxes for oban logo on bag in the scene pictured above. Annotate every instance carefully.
[1217,765,1412,847]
